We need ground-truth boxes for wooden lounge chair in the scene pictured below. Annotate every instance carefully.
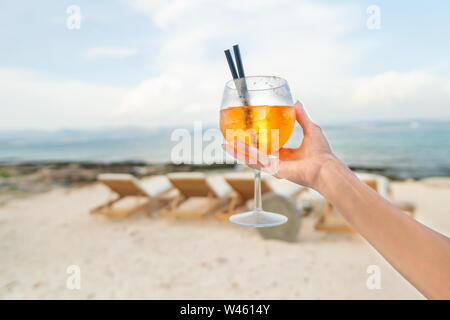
[90,174,177,218]
[315,174,415,233]
[216,171,305,221]
[159,172,234,219]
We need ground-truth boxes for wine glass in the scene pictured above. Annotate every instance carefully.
[220,76,295,227]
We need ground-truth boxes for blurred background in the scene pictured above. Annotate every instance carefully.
[0,0,449,300]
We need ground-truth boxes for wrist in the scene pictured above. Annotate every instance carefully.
[314,154,346,196]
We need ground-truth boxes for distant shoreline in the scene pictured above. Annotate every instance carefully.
[1,160,448,180]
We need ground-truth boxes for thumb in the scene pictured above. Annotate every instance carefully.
[294,100,313,133]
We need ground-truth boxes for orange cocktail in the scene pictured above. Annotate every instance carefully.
[220,105,295,155]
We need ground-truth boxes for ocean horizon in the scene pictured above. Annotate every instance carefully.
[1,120,449,179]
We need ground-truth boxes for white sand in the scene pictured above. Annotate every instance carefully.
[1,179,449,299]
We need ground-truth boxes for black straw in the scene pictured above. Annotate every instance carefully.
[233,44,245,78]
[224,49,238,80]
[224,44,250,106]
[232,44,249,105]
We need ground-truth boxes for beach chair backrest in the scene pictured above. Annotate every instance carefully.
[167,172,217,198]
[225,175,272,201]
[98,174,148,197]
[139,175,173,197]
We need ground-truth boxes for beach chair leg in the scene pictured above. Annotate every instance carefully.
[155,195,176,211]
[90,196,122,215]
[144,198,155,216]
[215,193,243,221]
[169,194,183,210]
[314,200,355,233]
[158,195,187,217]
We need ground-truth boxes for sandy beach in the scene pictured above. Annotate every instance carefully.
[1,175,448,300]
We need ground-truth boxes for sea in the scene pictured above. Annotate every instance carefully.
[0,121,449,179]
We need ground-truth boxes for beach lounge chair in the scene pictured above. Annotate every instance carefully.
[216,171,305,221]
[315,173,415,233]
[90,174,177,218]
[159,172,234,219]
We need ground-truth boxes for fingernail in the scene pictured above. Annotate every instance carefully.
[297,100,313,121]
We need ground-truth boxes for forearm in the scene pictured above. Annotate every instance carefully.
[316,159,450,299]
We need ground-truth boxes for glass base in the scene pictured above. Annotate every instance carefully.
[229,210,288,228]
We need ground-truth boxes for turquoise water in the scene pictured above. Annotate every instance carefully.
[323,123,450,178]
[0,121,449,178]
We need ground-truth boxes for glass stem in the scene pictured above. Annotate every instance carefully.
[254,170,262,212]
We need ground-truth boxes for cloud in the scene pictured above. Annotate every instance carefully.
[0,68,127,130]
[347,71,450,120]
[84,46,138,58]
[119,0,364,125]
[119,0,450,124]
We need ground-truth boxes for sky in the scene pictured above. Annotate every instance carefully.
[0,0,449,130]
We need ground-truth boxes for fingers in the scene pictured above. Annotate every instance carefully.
[234,140,270,166]
[294,100,313,133]
[223,142,282,177]
[222,143,263,171]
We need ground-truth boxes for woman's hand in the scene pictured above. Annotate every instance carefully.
[223,101,339,190]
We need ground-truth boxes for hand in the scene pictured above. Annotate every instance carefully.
[223,101,339,190]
